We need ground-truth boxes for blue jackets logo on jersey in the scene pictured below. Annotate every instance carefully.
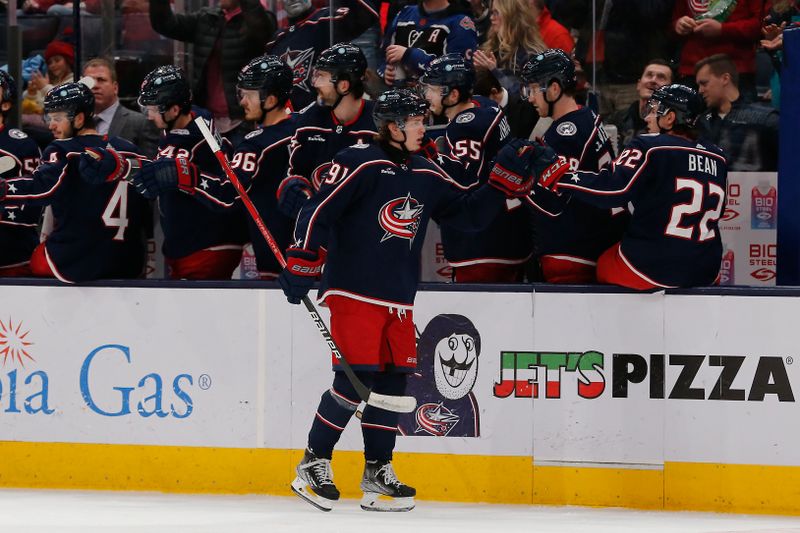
[378,193,424,246]
[282,47,316,94]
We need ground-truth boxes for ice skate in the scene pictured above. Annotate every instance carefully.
[359,460,416,512]
[291,449,340,512]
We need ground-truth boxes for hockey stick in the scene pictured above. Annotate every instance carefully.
[0,155,18,175]
[194,117,416,414]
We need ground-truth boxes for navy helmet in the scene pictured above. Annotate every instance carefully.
[315,43,367,83]
[420,53,475,97]
[44,81,94,121]
[647,84,706,128]
[520,49,576,92]
[238,54,293,105]
[373,89,429,130]
[138,65,192,113]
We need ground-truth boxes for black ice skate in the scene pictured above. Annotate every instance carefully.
[290,449,340,512]
[359,460,416,512]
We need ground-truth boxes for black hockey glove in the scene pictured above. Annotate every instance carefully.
[278,247,323,304]
[276,175,313,218]
[533,142,571,191]
[134,157,199,199]
[488,138,540,197]
[79,147,134,185]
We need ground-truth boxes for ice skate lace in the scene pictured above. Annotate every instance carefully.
[378,463,401,488]
[311,459,334,484]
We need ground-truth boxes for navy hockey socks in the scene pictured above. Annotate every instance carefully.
[362,373,407,462]
[307,371,373,459]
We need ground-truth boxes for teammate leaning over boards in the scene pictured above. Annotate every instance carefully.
[279,89,540,512]
[520,49,627,284]
[534,84,727,289]
[0,81,148,283]
[79,66,249,280]
[112,56,299,281]
[420,53,532,283]
[0,70,42,277]
[276,43,378,219]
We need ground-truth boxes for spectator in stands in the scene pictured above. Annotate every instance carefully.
[473,67,538,139]
[695,54,780,171]
[608,59,672,148]
[379,0,478,86]
[532,0,573,53]
[472,0,546,97]
[149,0,276,143]
[672,0,765,99]
[760,1,800,107]
[83,58,160,159]
[22,40,74,115]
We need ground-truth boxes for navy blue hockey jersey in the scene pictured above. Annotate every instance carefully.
[557,134,727,288]
[0,126,41,269]
[293,143,507,308]
[4,134,147,282]
[182,115,299,277]
[437,98,532,267]
[527,106,625,262]
[379,3,478,80]
[153,116,248,260]
[265,0,378,111]
[286,99,377,191]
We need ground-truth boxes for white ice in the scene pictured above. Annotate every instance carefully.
[2,489,800,533]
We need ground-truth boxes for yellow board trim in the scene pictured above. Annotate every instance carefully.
[1,442,799,515]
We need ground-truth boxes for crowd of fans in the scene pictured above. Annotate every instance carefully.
[0,0,789,289]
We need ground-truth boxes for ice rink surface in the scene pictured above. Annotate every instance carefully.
[2,489,800,533]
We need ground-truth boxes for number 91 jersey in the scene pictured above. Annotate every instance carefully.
[558,133,728,288]
[4,134,149,282]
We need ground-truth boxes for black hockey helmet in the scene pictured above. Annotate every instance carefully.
[44,80,95,121]
[373,88,428,130]
[520,48,576,93]
[0,70,17,104]
[314,43,367,83]
[138,65,192,114]
[237,54,293,105]
[647,83,706,128]
[420,53,475,97]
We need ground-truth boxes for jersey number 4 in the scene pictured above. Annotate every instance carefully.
[666,178,724,241]
[102,181,130,241]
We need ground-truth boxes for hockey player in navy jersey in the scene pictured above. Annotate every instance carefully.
[0,71,42,277]
[277,44,377,218]
[521,49,626,283]
[0,81,148,283]
[81,66,248,280]
[536,84,727,289]
[379,0,478,86]
[420,54,532,282]
[280,89,539,512]
[265,0,378,110]
[125,56,299,280]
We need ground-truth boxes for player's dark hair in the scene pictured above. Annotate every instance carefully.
[694,54,739,88]
[473,69,502,98]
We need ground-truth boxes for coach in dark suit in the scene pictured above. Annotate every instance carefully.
[83,58,160,159]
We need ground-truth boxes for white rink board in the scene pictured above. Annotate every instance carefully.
[2,285,800,469]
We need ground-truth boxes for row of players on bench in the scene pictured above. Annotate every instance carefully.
[0,44,726,289]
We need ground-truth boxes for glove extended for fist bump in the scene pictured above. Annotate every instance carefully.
[79,147,132,184]
[278,247,323,304]
[134,157,199,199]
[276,175,313,218]
[533,142,571,192]
[488,138,542,197]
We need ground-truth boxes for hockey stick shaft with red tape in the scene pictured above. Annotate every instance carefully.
[194,118,416,414]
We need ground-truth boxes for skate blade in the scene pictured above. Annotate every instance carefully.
[360,493,415,512]
[291,476,334,512]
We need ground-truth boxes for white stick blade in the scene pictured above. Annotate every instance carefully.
[193,117,221,152]
[366,392,417,413]
[0,155,16,175]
